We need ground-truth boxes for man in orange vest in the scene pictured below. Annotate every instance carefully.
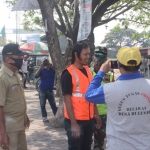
[61,42,101,150]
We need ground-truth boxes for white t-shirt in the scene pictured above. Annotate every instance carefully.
[104,78,150,150]
[21,60,28,73]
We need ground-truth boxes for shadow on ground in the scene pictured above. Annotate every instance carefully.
[25,84,67,150]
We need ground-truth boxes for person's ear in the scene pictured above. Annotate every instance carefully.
[117,61,120,69]
[75,52,77,59]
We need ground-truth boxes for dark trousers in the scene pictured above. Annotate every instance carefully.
[94,115,107,150]
[23,73,27,87]
[19,72,27,87]
[64,118,95,150]
[39,89,58,117]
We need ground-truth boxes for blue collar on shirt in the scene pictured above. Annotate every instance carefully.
[117,72,144,80]
[42,67,50,70]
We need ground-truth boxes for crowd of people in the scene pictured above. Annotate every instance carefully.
[0,42,150,150]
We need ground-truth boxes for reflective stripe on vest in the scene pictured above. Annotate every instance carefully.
[72,93,85,97]
[72,69,80,93]
[71,69,87,97]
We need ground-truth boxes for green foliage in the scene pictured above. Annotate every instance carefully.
[101,27,150,49]
[132,31,150,47]
[117,0,150,28]
[113,25,121,31]
[6,0,44,31]
[7,39,15,44]
[5,0,150,40]
[6,0,17,6]
[22,10,44,31]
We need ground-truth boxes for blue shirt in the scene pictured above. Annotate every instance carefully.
[35,68,55,91]
[85,71,143,104]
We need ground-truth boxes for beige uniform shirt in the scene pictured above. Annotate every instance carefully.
[0,65,27,132]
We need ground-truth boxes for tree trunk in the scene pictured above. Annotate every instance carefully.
[37,0,65,127]
[87,31,95,65]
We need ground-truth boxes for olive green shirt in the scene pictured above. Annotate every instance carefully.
[0,65,27,132]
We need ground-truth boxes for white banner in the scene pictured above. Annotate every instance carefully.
[12,0,39,11]
[77,0,92,42]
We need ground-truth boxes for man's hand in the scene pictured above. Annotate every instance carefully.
[100,60,111,73]
[0,133,9,150]
[95,115,102,129]
[71,123,81,139]
[94,105,102,129]
[49,63,55,70]
[0,107,9,150]
[35,63,43,78]
[64,95,80,139]
[26,115,30,129]
[40,62,43,69]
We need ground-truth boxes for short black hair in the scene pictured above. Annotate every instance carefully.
[119,60,141,72]
[71,42,89,64]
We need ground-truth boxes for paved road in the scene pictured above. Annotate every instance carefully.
[24,85,67,150]
[24,85,103,150]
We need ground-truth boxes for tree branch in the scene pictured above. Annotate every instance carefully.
[92,0,101,13]
[65,4,72,9]
[61,1,73,38]
[54,3,66,34]
[72,0,79,31]
[106,1,132,12]
[97,5,136,27]
[68,0,74,5]
[92,0,121,28]
[142,6,150,11]
[55,21,66,35]
[138,8,150,15]
[104,1,132,16]
[120,19,150,26]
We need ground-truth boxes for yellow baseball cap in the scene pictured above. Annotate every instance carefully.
[117,46,141,66]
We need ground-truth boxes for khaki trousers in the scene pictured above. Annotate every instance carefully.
[0,130,27,150]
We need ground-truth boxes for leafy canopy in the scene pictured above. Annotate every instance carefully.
[6,0,150,41]
[102,26,150,49]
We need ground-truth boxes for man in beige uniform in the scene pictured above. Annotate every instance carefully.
[0,44,30,150]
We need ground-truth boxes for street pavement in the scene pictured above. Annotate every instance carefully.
[24,85,68,150]
[24,84,104,150]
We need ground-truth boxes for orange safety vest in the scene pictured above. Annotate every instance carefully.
[64,65,94,120]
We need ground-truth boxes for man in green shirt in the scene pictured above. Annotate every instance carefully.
[91,48,114,150]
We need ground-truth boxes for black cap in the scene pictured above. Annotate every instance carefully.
[2,44,28,56]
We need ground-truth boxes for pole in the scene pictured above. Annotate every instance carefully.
[148,59,150,79]
[16,11,18,44]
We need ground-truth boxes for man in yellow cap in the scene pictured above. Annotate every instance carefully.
[85,46,150,150]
